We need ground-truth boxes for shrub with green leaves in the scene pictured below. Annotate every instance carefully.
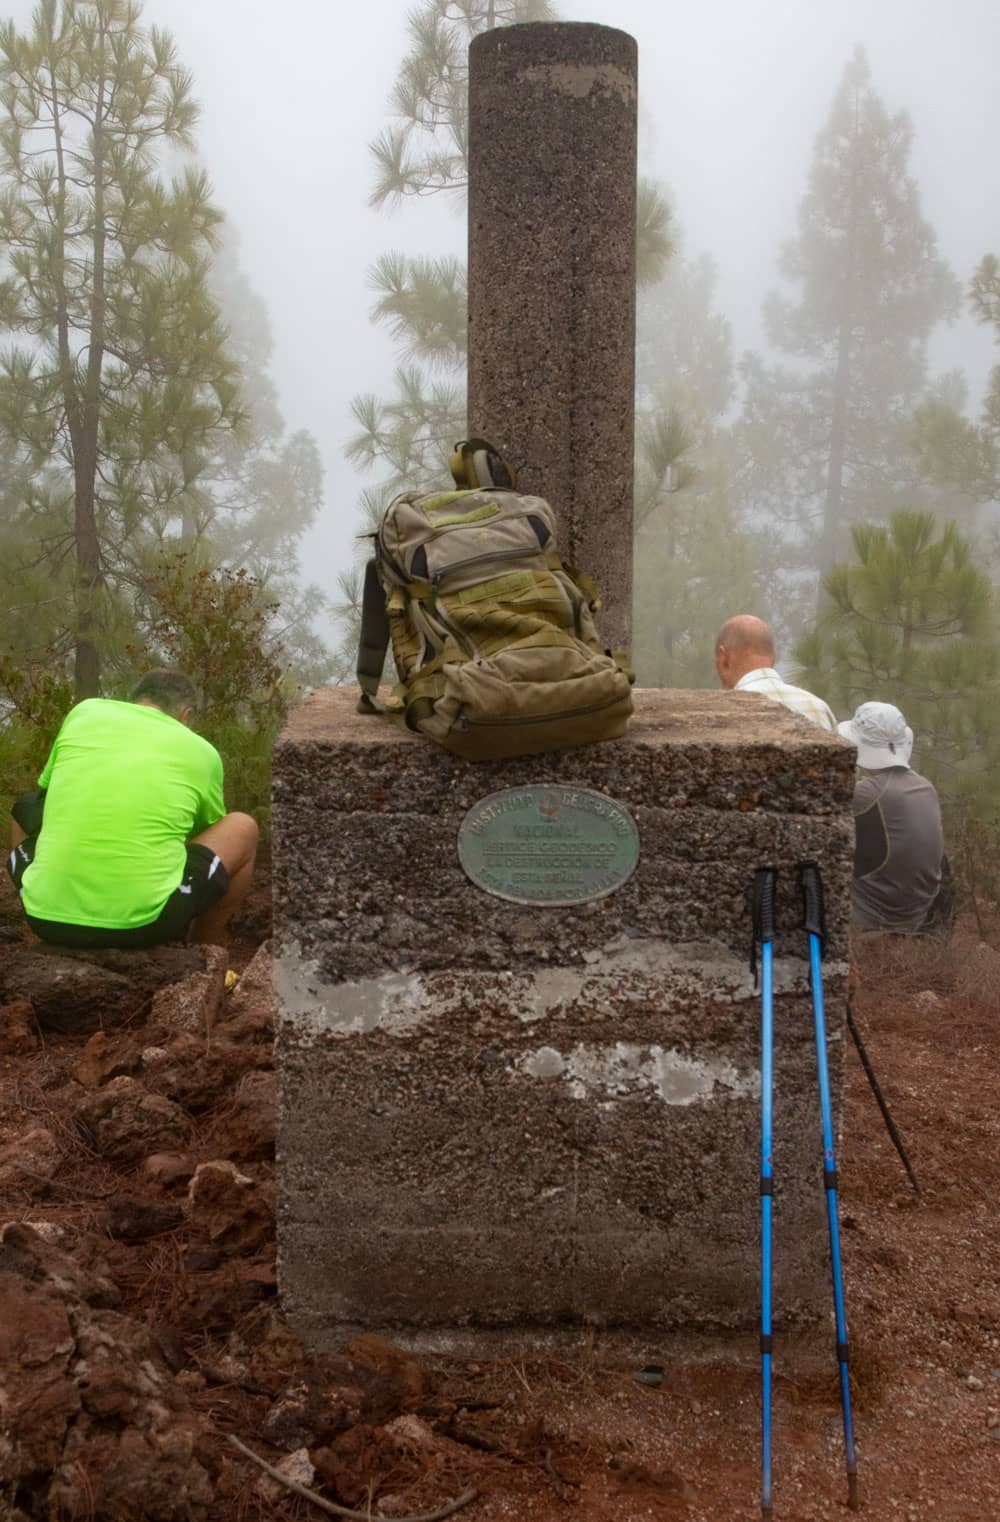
[1,555,294,841]
[133,555,294,834]
[0,650,74,822]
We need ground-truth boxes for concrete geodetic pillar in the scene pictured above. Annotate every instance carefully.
[272,21,857,1362]
[467,22,638,654]
[273,688,855,1355]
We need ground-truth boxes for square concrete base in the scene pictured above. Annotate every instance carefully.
[273,688,854,1353]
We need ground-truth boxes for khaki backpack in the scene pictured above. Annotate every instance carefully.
[356,485,633,760]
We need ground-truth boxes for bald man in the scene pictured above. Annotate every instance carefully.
[715,615,837,732]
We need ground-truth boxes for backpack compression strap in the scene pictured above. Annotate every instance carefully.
[356,556,391,714]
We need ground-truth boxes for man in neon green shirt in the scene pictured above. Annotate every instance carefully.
[7,669,258,949]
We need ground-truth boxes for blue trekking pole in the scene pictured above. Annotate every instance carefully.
[799,861,860,1511]
[751,866,778,1519]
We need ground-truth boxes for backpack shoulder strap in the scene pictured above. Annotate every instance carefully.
[356,556,391,714]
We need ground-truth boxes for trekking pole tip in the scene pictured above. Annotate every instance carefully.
[847,1471,860,1510]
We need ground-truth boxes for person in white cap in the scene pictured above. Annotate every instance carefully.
[837,701,944,932]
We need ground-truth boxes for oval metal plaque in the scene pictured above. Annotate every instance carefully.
[457,785,640,906]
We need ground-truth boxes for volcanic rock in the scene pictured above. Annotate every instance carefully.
[0,943,211,1034]
[149,945,227,1035]
[212,1069,277,1161]
[74,1029,144,1088]
[0,997,38,1054]
[0,1126,60,1196]
[75,1076,191,1165]
[187,1160,275,1257]
[102,1196,185,1242]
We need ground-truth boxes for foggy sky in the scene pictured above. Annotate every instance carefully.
[4,0,998,606]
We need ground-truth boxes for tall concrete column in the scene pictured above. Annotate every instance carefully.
[467,23,638,654]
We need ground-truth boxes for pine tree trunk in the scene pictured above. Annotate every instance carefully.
[74,63,109,700]
[73,444,102,698]
[46,60,102,698]
[663,498,676,673]
[819,320,851,589]
[818,80,863,602]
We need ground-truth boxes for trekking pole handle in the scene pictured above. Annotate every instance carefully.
[752,866,778,944]
[799,859,826,953]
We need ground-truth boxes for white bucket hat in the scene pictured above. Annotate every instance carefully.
[837,701,913,770]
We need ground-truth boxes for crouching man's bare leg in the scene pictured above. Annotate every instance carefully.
[189,812,259,946]
[11,820,26,848]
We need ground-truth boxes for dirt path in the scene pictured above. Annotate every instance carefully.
[1,913,997,1521]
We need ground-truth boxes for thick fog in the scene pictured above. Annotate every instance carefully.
[166,0,999,595]
[3,0,998,605]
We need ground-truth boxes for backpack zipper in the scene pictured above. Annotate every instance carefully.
[432,545,543,584]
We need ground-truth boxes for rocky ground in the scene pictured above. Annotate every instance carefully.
[0,876,998,1522]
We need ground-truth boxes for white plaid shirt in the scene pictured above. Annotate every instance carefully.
[735,667,838,733]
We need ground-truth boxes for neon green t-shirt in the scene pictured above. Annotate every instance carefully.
[22,699,225,930]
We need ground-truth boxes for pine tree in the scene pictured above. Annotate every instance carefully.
[637,251,734,417]
[633,403,761,686]
[0,435,53,659]
[370,0,559,208]
[971,254,1000,424]
[914,254,1000,506]
[204,238,322,564]
[198,233,333,681]
[632,243,763,685]
[740,47,959,586]
[0,0,242,697]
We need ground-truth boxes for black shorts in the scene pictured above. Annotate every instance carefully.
[7,793,229,950]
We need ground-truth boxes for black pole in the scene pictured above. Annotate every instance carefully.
[752,866,778,1519]
[799,863,859,1511]
[846,1000,921,1197]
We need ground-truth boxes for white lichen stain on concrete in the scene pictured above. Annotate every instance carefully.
[523,1046,565,1078]
[519,62,636,105]
[275,942,430,1037]
[275,936,847,1044]
[513,940,832,1022]
[520,1042,760,1106]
